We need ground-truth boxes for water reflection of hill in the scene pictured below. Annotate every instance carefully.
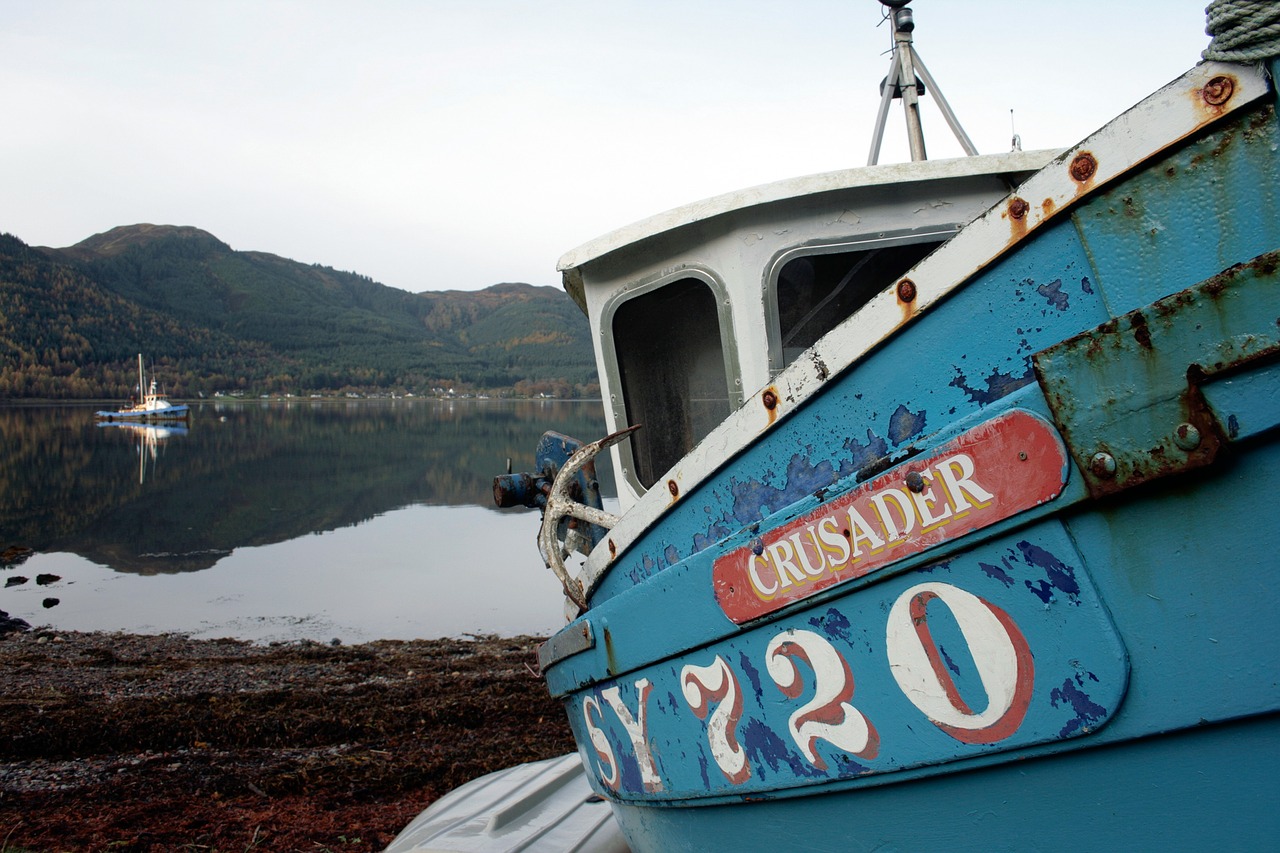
[0,401,610,575]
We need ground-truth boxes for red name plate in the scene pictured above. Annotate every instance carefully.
[713,410,1068,624]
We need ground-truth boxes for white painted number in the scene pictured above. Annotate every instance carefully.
[765,629,879,769]
[681,656,751,784]
[885,582,1035,743]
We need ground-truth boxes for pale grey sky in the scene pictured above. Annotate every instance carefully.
[2,1,1213,292]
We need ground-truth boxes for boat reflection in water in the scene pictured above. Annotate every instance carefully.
[97,421,189,485]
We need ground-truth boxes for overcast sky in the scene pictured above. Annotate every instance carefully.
[3,1,1213,293]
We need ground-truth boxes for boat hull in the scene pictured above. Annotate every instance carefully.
[540,58,1280,851]
[606,713,1279,851]
[95,405,190,422]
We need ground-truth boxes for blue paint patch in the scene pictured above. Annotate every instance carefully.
[939,644,962,677]
[948,363,1037,406]
[1037,278,1070,310]
[845,429,891,470]
[1017,540,1082,604]
[663,544,679,568]
[1081,276,1094,295]
[740,717,822,779]
[980,561,1016,587]
[1228,413,1240,439]
[692,524,731,554]
[738,649,764,706]
[1050,676,1108,737]
[832,754,871,776]
[887,404,927,446]
[808,608,853,643]
[1024,579,1056,604]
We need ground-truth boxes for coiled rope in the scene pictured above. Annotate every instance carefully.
[1202,0,1280,62]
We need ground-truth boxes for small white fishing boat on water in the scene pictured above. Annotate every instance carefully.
[95,354,190,422]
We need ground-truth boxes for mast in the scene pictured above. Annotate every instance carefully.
[867,0,978,166]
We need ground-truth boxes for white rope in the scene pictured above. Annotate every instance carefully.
[1202,0,1280,62]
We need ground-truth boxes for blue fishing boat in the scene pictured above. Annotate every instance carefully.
[390,1,1280,849]
[95,354,190,422]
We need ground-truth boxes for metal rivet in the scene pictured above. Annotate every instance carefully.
[1018,451,1028,461]
[1070,152,1098,183]
[1090,451,1117,479]
[905,470,925,493]
[667,479,679,498]
[1203,75,1234,106]
[762,389,778,410]
[1174,422,1202,451]
[1008,197,1030,220]
[897,279,917,303]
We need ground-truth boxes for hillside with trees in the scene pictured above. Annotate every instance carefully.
[0,226,597,398]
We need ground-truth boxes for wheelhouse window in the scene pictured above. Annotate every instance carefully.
[612,277,733,489]
[771,237,946,371]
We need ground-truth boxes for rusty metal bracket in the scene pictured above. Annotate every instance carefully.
[1033,249,1280,497]
[539,426,639,610]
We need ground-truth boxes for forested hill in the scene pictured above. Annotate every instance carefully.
[0,225,597,399]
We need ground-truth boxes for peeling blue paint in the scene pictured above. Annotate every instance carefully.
[739,650,764,706]
[1017,540,1082,604]
[1081,276,1094,295]
[939,645,962,677]
[1050,675,1108,737]
[980,561,1017,587]
[948,363,1037,406]
[888,404,927,446]
[740,718,822,779]
[664,545,680,568]
[1037,278,1070,310]
[808,608,853,644]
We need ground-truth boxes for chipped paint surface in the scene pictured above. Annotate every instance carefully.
[565,525,1126,803]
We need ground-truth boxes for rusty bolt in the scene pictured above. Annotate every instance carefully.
[1202,75,1234,106]
[762,389,778,410]
[667,479,679,498]
[1019,451,1028,461]
[1070,153,1098,183]
[1008,197,1030,220]
[1173,422,1202,451]
[905,470,924,493]
[1090,451,1117,479]
[897,279,917,303]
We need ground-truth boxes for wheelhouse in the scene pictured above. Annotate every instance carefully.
[560,150,1058,510]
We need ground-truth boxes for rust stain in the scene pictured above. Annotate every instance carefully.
[667,479,680,501]
[896,278,917,303]
[1070,152,1098,185]
[607,538,617,559]
[1008,197,1030,220]
[1041,198,1056,216]
[1190,73,1237,121]
[1202,75,1234,106]
[762,387,779,426]
[896,278,918,325]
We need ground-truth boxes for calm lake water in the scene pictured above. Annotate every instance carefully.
[0,400,614,643]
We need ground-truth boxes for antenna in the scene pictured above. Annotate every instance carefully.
[1010,109,1021,152]
[867,1,978,166]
